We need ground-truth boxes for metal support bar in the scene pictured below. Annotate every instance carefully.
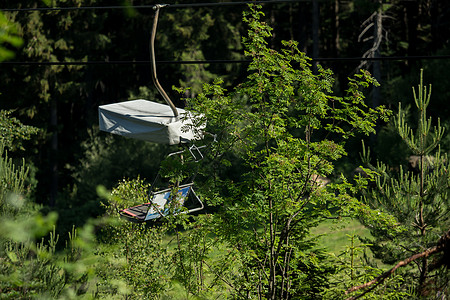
[150,4,179,117]
[189,144,207,162]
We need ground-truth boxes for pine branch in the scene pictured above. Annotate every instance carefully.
[345,228,450,300]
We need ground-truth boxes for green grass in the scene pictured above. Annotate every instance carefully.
[311,218,373,254]
[162,218,374,257]
[155,217,391,298]
[311,218,392,269]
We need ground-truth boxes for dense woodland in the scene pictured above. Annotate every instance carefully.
[0,0,449,299]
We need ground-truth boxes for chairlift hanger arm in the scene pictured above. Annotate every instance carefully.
[150,4,179,117]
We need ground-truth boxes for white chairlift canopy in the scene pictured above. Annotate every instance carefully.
[99,99,202,145]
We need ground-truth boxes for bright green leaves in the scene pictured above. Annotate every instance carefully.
[0,12,23,61]
[0,110,40,151]
[157,5,394,298]
[190,22,381,299]
[241,8,390,145]
[242,7,298,115]
[106,177,151,213]
[325,70,392,138]
[242,5,270,53]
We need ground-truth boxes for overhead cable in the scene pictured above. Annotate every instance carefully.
[1,0,311,12]
[1,56,450,66]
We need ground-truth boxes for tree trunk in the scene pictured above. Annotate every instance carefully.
[405,0,419,66]
[372,0,382,108]
[312,0,319,74]
[370,0,382,146]
[333,0,340,57]
[50,98,58,207]
[268,197,277,300]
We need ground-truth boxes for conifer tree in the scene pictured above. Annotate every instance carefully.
[359,70,449,297]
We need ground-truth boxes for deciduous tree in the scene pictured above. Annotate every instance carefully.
[181,5,395,299]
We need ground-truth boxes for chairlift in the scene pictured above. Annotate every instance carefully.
[119,144,208,223]
[99,4,202,145]
[98,5,209,222]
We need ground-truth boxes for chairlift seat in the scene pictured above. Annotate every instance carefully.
[119,183,204,223]
[99,6,208,223]
[99,99,201,145]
